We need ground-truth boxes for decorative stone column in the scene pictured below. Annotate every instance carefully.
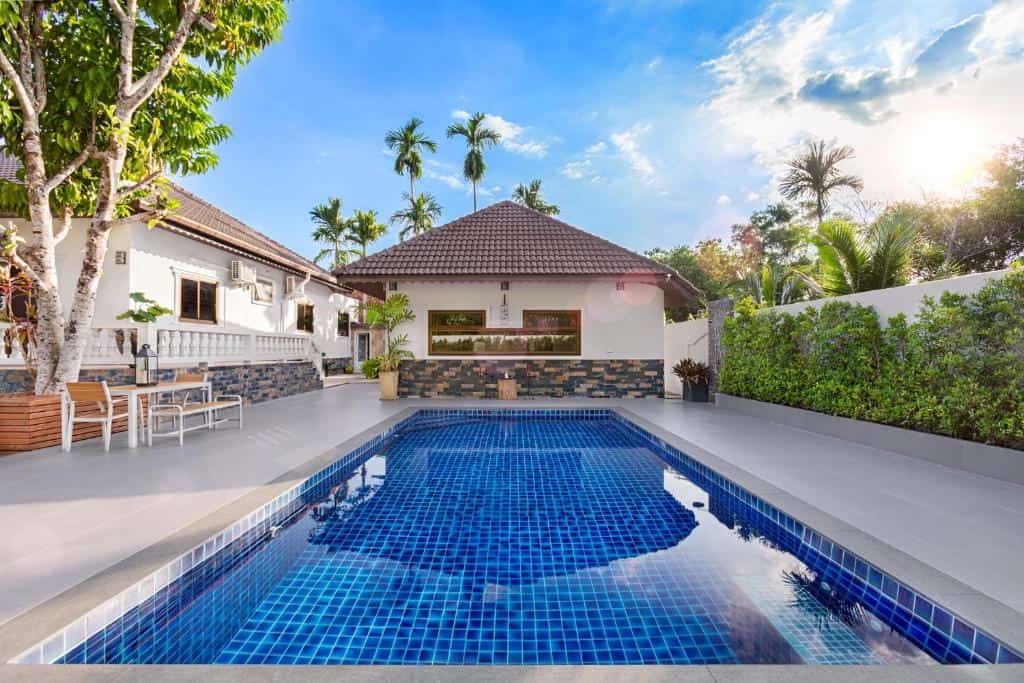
[707,298,733,396]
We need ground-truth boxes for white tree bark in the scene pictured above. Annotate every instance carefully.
[0,0,202,394]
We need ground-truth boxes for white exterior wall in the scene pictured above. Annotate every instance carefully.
[771,269,1010,323]
[7,218,355,360]
[9,218,131,326]
[130,225,356,359]
[663,318,709,396]
[394,279,665,360]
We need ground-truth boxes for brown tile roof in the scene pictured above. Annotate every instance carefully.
[160,182,343,290]
[0,154,343,291]
[337,201,700,306]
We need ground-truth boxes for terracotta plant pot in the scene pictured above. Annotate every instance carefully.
[497,378,518,400]
[379,370,398,400]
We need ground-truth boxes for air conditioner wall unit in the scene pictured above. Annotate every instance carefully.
[229,259,256,285]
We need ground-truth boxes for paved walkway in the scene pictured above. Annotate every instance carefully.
[0,383,1021,630]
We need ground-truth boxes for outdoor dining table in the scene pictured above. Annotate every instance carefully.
[108,381,211,449]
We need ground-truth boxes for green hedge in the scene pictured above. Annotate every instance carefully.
[720,266,1024,450]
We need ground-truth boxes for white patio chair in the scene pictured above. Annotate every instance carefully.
[62,381,129,452]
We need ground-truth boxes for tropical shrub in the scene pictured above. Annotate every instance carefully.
[672,358,710,387]
[361,357,381,380]
[720,267,1024,449]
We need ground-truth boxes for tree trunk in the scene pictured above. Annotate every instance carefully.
[472,182,477,211]
[409,174,414,200]
[20,125,65,394]
[52,152,128,391]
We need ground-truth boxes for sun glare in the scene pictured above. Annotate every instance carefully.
[901,112,988,197]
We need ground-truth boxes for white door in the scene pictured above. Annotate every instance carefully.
[355,332,370,367]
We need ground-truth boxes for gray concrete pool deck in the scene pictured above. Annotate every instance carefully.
[0,382,1022,676]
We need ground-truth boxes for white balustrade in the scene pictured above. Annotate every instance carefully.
[1,323,315,368]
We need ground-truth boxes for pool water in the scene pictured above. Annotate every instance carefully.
[54,412,1019,666]
[212,416,930,665]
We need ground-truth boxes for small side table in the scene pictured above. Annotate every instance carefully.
[497,378,518,400]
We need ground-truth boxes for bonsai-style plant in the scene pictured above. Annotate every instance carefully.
[114,292,173,355]
[672,358,711,402]
[116,292,174,324]
[361,293,415,399]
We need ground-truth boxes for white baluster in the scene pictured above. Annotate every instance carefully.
[198,331,209,361]
[158,329,169,357]
[169,330,181,358]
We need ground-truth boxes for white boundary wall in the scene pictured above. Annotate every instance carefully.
[663,318,708,396]
[771,269,1010,323]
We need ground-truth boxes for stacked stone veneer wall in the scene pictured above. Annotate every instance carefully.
[322,357,353,376]
[398,359,663,398]
[0,360,322,404]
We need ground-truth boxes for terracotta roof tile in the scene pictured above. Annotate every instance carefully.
[0,154,341,290]
[161,182,339,287]
[337,201,700,304]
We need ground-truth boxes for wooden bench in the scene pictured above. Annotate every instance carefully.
[147,394,243,446]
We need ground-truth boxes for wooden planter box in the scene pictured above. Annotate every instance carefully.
[0,393,141,455]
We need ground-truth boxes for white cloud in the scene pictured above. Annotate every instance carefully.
[562,139,610,182]
[745,192,760,202]
[425,170,465,190]
[646,56,663,72]
[449,109,548,157]
[701,2,1024,201]
[610,123,656,183]
[716,194,732,206]
[561,159,593,180]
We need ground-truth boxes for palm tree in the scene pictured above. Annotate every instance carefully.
[779,140,864,223]
[738,263,820,307]
[512,179,560,215]
[391,192,443,241]
[347,209,388,259]
[446,112,501,211]
[309,197,352,269]
[384,117,438,197]
[813,216,917,295]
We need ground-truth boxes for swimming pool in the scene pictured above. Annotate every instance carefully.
[16,410,1023,665]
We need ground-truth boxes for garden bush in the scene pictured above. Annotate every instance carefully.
[720,266,1024,449]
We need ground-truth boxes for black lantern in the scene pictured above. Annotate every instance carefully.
[134,343,159,386]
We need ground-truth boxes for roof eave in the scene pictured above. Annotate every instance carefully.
[339,271,702,309]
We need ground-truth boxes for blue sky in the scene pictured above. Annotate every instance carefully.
[178,0,1024,261]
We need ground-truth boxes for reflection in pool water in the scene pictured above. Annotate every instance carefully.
[210,417,934,665]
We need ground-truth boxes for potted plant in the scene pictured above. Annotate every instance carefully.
[362,293,415,400]
[672,358,710,402]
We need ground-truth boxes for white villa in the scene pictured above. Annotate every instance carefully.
[1,180,362,397]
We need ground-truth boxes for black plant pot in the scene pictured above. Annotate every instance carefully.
[682,381,709,403]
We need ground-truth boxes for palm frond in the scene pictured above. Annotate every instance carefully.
[814,220,866,295]
[866,213,916,289]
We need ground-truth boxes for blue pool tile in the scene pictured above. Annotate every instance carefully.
[23,410,1021,668]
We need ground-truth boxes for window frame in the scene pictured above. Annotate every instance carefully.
[178,275,218,324]
[251,275,274,305]
[428,308,581,356]
[296,301,315,333]
[337,311,350,337]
